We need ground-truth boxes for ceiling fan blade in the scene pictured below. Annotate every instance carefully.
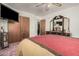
[35,3,45,7]
[52,3,62,7]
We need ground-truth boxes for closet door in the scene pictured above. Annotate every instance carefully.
[40,19,46,35]
[20,16,30,40]
[8,20,20,43]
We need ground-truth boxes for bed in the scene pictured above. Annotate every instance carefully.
[16,35,79,56]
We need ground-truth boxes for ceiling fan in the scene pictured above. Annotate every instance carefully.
[35,3,62,11]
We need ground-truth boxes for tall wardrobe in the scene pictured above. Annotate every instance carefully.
[0,4,30,48]
[19,16,30,40]
[8,16,30,43]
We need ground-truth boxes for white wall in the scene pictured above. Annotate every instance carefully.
[3,3,79,38]
[19,11,40,37]
[43,5,79,38]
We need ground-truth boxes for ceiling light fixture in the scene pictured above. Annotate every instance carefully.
[35,3,62,11]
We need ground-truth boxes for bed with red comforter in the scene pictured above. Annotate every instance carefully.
[31,35,79,56]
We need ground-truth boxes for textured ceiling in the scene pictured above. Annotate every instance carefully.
[5,3,79,16]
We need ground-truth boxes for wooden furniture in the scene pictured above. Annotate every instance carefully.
[46,31,71,36]
[8,16,30,43]
[8,20,21,43]
[49,15,71,36]
[20,16,30,40]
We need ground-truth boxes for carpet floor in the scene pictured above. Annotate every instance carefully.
[0,42,19,56]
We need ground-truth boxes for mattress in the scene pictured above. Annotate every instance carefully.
[31,35,79,56]
[17,35,79,56]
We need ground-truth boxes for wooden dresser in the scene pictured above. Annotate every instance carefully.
[46,31,71,37]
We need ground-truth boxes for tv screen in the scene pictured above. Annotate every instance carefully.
[1,4,18,21]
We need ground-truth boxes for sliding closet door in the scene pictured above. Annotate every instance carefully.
[20,16,30,40]
[40,19,46,35]
[8,20,20,43]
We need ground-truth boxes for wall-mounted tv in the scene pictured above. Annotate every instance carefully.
[1,4,19,21]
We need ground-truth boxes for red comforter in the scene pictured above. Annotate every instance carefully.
[32,35,79,56]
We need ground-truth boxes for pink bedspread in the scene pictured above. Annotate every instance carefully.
[32,35,79,56]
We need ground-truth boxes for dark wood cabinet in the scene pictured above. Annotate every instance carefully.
[49,15,71,37]
[46,31,71,36]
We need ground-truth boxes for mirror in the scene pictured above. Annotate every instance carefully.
[50,15,70,33]
[0,18,9,49]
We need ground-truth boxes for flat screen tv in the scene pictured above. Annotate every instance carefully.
[1,4,19,21]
